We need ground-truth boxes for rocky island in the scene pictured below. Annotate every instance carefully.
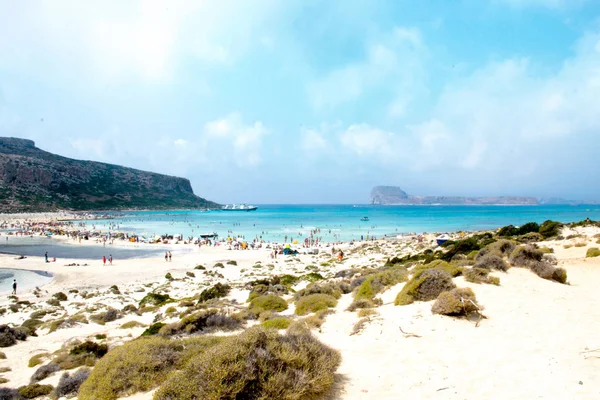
[0,137,219,212]
[370,186,539,205]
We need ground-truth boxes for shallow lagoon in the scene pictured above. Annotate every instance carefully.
[0,268,53,295]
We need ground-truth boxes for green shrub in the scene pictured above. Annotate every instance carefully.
[529,261,567,284]
[498,225,517,236]
[517,232,543,243]
[141,322,166,337]
[574,242,586,248]
[586,248,600,258]
[119,321,146,329]
[474,255,509,272]
[18,383,53,399]
[431,288,479,316]
[412,260,463,277]
[46,298,61,307]
[121,304,138,314]
[29,310,47,320]
[194,265,205,270]
[249,295,288,314]
[198,283,231,303]
[295,294,337,315]
[355,278,376,301]
[165,273,173,280]
[358,308,378,318]
[295,282,342,300]
[70,341,108,358]
[552,268,568,284]
[154,326,341,400]
[0,351,6,359]
[226,260,237,265]
[213,262,225,268]
[346,298,375,311]
[303,272,325,282]
[28,353,49,368]
[159,309,242,336]
[139,293,173,307]
[21,319,43,331]
[78,336,222,400]
[261,317,292,330]
[90,309,120,325]
[464,268,490,284]
[395,269,456,306]
[53,292,68,302]
[539,220,561,238]
[509,245,543,267]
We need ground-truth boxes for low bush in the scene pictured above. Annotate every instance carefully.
[431,288,479,317]
[295,294,337,315]
[412,260,463,277]
[121,304,138,314]
[249,295,288,314]
[464,268,490,284]
[29,310,47,320]
[159,309,242,336]
[28,353,49,368]
[0,351,6,359]
[194,265,205,270]
[509,245,543,267]
[90,309,120,325]
[119,321,146,329]
[18,383,53,399]
[294,282,342,300]
[78,336,222,400]
[358,308,378,318]
[539,220,562,239]
[517,232,543,243]
[70,341,108,358]
[474,255,509,272]
[586,248,600,258]
[197,283,231,303]
[185,271,195,278]
[395,269,456,306]
[141,322,166,337]
[226,260,237,265]
[54,368,91,398]
[53,292,68,302]
[0,325,28,348]
[30,362,60,383]
[346,298,375,312]
[529,261,568,284]
[139,293,174,307]
[154,326,341,400]
[552,268,568,284]
[574,242,587,248]
[165,273,173,280]
[0,388,19,399]
[213,262,225,268]
[261,317,292,330]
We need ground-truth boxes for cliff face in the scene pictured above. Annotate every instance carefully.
[370,186,539,205]
[0,137,219,212]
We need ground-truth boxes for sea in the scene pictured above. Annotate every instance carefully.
[85,204,600,243]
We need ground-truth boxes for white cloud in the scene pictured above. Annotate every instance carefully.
[308,27,427,112]
[203,113,269,167]
[301,128,328,152]
[339,124,397,160]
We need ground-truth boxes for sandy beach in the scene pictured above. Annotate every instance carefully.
[1,214,600,399]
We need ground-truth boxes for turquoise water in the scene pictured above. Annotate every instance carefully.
[91,204,600,243]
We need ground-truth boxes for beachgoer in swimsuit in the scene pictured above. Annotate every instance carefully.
[168,251,172,261]
[45,251,48,263]
[165,252,168,262]
[109,255,113,265]
[102,256,106,266]
[12,279,17,295]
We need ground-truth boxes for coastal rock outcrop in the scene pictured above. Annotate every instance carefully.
[370,185,538,205]
[0,137,219,212]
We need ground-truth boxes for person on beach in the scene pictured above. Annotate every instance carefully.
[165,251,168,262]
[45,251,48,263]
[109,254,113,265]
[12,279,17,295]
[102,256,106,266]
[168,251,172,261]
[338,250,344,261]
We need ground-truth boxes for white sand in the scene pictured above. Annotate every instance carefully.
[1,226,599,399]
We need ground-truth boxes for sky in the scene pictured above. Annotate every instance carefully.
[1,0,600,204]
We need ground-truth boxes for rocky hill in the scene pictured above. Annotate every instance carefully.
[370,186,538,205]
[0,137,219,212]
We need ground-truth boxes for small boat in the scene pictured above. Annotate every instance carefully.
[221,204,258,212]
[436,234,450,246]
[360,217,369,222]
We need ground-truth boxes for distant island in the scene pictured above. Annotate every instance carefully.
[0,137,219,212]
[370,186,574,205]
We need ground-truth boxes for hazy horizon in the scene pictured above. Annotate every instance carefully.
[1,1,600,204]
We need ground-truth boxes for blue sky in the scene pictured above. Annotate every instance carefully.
[1,0,600,203]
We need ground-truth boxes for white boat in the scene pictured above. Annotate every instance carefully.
[360,216,369,221]
[221,204,258,211]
